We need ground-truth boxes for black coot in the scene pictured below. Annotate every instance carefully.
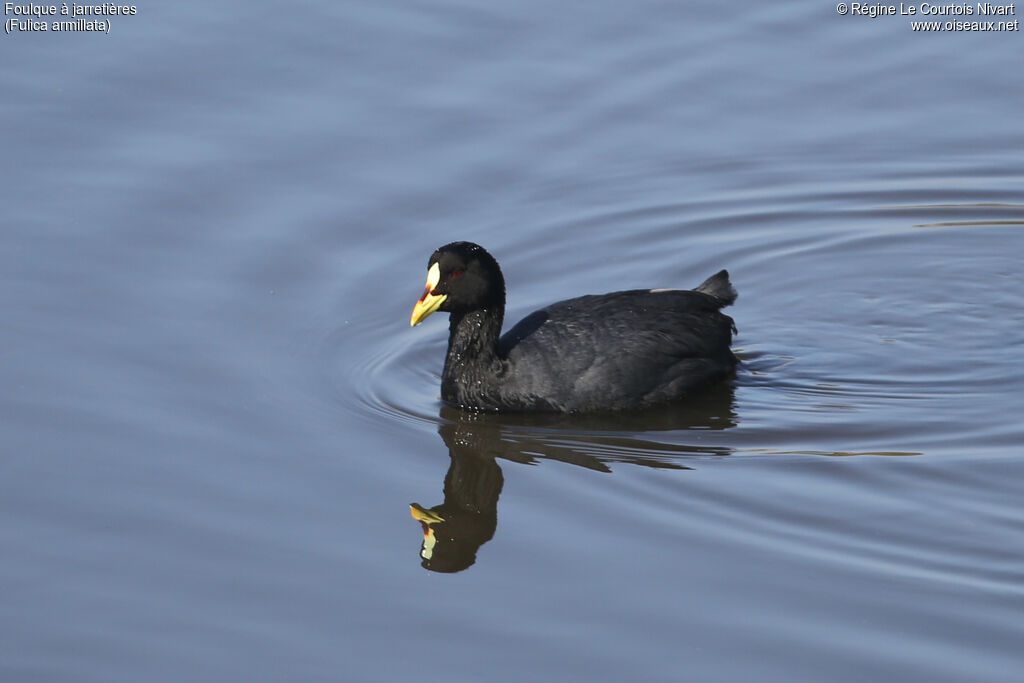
[410,241,738,412]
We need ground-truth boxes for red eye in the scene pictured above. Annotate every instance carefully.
[452,270,463,278]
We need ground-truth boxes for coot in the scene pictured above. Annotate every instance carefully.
[410,241,738,412]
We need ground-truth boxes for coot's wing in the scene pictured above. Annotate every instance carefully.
[498,289,736,411]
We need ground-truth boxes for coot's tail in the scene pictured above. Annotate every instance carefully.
[695,269,737,307]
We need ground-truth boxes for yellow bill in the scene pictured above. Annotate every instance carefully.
[410,502,445,524]
[410,262,447,326]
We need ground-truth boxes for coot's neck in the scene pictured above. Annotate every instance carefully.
[442,306,506,404]
[445,306,504,364]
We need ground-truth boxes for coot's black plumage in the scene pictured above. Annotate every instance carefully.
[410,241,738,413]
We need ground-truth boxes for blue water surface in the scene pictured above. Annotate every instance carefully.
[2,2,1023,682]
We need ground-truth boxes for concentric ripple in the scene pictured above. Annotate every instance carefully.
[329,181,1024,465]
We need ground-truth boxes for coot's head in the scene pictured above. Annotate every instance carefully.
[410,242,506,326]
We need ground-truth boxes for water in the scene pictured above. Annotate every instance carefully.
[3,1,1023,681]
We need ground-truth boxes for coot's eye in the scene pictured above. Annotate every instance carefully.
[451,270,463,278]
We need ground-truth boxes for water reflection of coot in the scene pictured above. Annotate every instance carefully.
[410,385,737,573]
[410,427,503,573]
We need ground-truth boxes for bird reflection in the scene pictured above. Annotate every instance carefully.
[410,382,737,572]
